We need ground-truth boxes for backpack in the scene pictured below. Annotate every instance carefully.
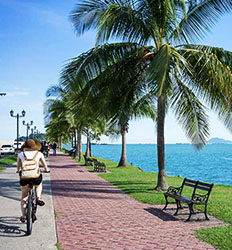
[20,151,40,180]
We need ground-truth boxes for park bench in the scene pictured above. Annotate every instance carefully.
[83,155,106,172]
[163,178,214,221]
[92,158,106,172]
[68,148,76,157]
[83,154,94,166]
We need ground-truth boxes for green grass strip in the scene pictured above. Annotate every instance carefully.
[0,166,6,171]
[195,225,232,250]
[0,155,17,165]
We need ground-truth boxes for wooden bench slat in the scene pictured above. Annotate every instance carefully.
[184,183,196,188]
[196,185,211,191]
[185,179,197,184]
[198,181,212,187]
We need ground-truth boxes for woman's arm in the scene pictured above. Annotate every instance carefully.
[17,157,22,173]
[40,154,49,172]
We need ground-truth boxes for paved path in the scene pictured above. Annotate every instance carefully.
[50,152,226,250]
[0,161,57,250]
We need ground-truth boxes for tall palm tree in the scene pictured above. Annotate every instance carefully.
[67,0,232,190]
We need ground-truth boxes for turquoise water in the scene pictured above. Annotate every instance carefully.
[64,144,232,186]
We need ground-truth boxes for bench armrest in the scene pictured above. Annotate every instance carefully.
[192,193,208,203]
[166,186,182,195]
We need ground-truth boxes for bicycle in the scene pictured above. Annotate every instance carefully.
[42,146,49,158]
[22,170,50,235]
[26,181,37,235]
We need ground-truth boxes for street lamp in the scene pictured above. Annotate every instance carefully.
[31,126,36,139]
[10,110,26,153]
[0,93,6,96]
[22,120,33,140]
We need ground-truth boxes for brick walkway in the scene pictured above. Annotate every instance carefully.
[49,152,225,250]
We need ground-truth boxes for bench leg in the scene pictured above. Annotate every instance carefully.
[204,205,210,220]
[174,200,181,216]
[185,203,193,222]
[163,195,169,210]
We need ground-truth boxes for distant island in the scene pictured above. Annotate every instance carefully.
[207,137,232,144]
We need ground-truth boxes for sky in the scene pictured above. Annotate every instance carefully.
[0,0,232,144]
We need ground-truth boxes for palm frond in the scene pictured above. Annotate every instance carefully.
[45,85,65,98]
[180,46,232,132]
[70,0,109,35]
[147,44,191,97]
[60,42,142,92]
[170,77,209,148]
[171,0,232,43]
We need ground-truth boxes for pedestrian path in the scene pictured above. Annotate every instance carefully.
[0,161,57,250]
[49,152,225,250]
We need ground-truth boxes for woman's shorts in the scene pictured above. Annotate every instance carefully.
[20,174,43,186]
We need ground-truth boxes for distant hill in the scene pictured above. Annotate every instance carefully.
[207,137,232,144]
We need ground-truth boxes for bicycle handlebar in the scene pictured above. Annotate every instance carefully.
[41,170,50,173]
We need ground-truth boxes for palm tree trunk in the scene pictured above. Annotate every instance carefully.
[59,135,63,149]
[74,128,78,159]
[71,130,74,148]
[74,129,77,148]
[78,126,82,162]
[86,126,90,157]
[90,140,92,157]
[155,96,168,191]
[117,125,127,167]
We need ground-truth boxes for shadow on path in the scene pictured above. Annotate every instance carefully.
[144,207,178,221]
[51,179,127,200]
[0,217,26,237]
[0,178,52,202]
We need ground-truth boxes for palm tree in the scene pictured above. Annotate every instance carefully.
[44,97,71,149]
[69,0,232,190]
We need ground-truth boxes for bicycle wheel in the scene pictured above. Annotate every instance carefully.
[26,190,33,235]
[32,189,37,222]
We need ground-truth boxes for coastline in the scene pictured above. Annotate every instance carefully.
[64,144,232,187]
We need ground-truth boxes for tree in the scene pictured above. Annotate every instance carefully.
[44,95,71,149]
[69,0,232,190]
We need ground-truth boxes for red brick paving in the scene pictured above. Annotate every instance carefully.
[49,152,225,250]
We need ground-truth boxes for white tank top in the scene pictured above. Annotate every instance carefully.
[18,150,45,164]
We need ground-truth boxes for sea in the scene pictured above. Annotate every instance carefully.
[64,144,232,186]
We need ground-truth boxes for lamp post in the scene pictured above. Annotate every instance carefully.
[10,110,26,153]
[31,126,36,139]
[22,120,33,140]
[0,93,6,96]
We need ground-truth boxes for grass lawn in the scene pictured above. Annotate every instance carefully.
[61,149,232,250]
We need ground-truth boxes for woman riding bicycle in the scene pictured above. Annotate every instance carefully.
[17,139,49,223]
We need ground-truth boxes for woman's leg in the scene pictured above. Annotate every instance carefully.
[35,183,45,206]
[35,183,42,199]
[21,185,29,217]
